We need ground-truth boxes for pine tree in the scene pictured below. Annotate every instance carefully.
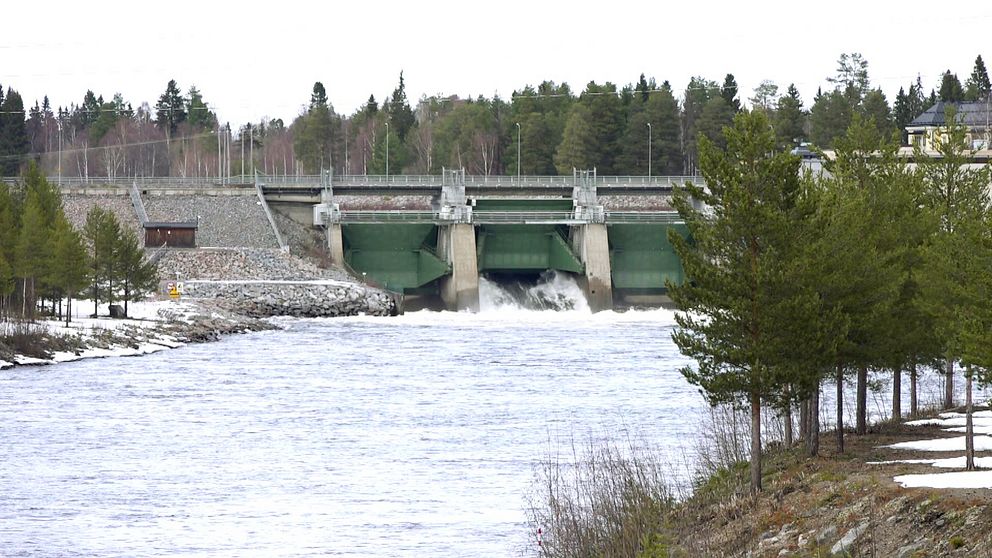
[50,215,89,325]
[681,77,719,174]
[554,103,597,174]
[84,207,121,316]
[696,96,735,150]
[115,228,157,317]
[917,105,992,412]
[14,193,49,319]
[749,80,780,113]
[812,116,904,445]
[669,111,838,491]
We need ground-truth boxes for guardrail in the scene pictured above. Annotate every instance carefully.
[605,211,683,224]
[330,210,685,225]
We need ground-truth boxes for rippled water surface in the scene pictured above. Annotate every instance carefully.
[1,306,701,557]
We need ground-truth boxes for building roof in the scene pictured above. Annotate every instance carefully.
[908,99,992,129]
[143,221,198,229]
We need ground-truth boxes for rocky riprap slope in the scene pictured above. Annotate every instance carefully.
[61,195,142,237]
[143,195,279,248]
[155,248,352,282]
[184,280,396,318]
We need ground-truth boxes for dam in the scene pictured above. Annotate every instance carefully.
[292,169,696,312]
[49,170,699,312]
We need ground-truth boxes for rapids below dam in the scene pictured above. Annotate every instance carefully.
[0,274,977,557]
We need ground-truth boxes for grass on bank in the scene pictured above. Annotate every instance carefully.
[528,408,992,558]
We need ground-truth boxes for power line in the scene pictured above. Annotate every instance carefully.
[0,131,225,163]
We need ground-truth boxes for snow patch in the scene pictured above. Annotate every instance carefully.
[884,435,992,452]
[895,470,992,489]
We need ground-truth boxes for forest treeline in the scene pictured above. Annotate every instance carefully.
[671,106,992,493]
[0,53,988,179]
[0,163,157,324]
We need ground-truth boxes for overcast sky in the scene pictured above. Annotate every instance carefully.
[3,1,991,126]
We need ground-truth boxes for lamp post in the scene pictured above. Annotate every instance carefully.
[515,122,521,180]
[57,119,62,186]
[385,120,390,178]
[647,122,652,178]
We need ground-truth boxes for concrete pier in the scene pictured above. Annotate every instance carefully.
[326,223,345,267]
[571,224,614,312]
[437,224,480,312]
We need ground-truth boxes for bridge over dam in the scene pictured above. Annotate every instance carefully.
[272,170,701,312]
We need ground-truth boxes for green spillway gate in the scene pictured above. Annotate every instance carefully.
[608,223,689,293]
[341,224,450,294]
[474,198,583,274]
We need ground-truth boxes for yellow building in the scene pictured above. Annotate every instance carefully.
[906,99,992,154]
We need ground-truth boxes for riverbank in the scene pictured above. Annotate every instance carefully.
[0,299,276,370]
[647,414,992,557]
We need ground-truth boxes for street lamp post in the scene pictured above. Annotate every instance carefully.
[57,120,62,186]
[647,122,652,178]
[515,122,521,180]
[385,121,390,178]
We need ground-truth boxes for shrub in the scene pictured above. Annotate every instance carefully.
[527,434,676,558]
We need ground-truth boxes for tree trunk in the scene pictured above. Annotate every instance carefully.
[807,386,820,457]
[892,366,902,421]
[65,296,71,326]
[750,391,762,493]
[966,368,974,471]
[800,398,810,444]
[836,364,845,454]
[910,360,918,417]
[856,365,867,435]
[784,404,793,447]
[945,357,954,410]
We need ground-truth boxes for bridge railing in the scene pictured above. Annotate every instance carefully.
[330,209,685,225]
[604,211,683,224]
[5,174,705,189]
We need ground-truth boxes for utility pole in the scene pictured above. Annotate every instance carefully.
[516,122,521,180]
[647,122,652,178]
[385,120,390,178]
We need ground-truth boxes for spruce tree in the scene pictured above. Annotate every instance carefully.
[720,74,741,113]
[0,88,29,175]
[155,79,187,139]
[774,84,806,148]
[965,55,991,101]
[384,72,416,142]
[938,71,965,102]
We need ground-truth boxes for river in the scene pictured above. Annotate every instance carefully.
[0,276,975,557]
